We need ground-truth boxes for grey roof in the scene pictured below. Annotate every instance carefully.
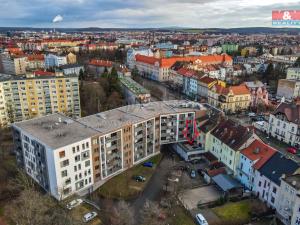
[212,174,242,192]
[13,100,206,149]
[13,114,99,150]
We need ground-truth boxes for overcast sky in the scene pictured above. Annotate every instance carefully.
[1,0,300,28]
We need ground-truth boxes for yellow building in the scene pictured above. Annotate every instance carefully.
[0,73,80,126]
[208,84,250,113]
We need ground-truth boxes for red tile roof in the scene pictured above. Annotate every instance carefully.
[135,54,232,68]
[207,167,227,177]
[34,70,55,76]
[177,67,199,78]
[89,59,113,67]
[199,76,217,85]
[240,139,277,170]
[230,84,250,95]
[27,54,44,61]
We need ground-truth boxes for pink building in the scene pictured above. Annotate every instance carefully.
[244,81,269,108]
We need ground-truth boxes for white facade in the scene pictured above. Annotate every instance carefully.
[45,54,67,68]
[253,170,278,208]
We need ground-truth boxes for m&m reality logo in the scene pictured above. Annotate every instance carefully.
[272,10,300,26]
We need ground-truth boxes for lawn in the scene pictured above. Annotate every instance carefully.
[97,153,162,200]
[170,206,196,225]
[212,200,251,224]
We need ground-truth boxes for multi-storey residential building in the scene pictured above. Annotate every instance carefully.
[26,54,45,70]
[237,140,276,191]
[206,119,257,175]
[0,73,80,126]
[134,54,232,82]
[277,79,300,100]
[277,174,300,225]
[119,76,151,104]
[88,59,113,75]
[197,77,223,99]
[253,152,299,209]
[60,64,84,76]
[45,54,68,69]
[12,100,206,200]
[268,102,300,147]
[0,53,27,75]
[208,84,251,113]
[244,81,269,108]
[286,68,300,80]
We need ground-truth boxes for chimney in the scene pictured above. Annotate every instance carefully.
[292,181,297,186]
[281,174,286,179]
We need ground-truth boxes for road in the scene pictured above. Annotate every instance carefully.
[130,148,175,224]
[134,77,184,101]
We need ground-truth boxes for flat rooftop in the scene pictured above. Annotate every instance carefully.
[13,100,206,149]
[119,76,150,95]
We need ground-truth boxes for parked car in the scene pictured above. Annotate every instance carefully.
[195,213,208,225]
[143,161,154,168]
[190,170,196,178]
[66,198,83,210]
[83,212,97,223]
[287,147,297,154]
[133,175,146,182]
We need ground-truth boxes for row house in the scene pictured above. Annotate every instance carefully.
[206,119,257,175]
[277,174,300,225]
[268,102,300,147]
[237,139,276,191]
[253,152,299,209]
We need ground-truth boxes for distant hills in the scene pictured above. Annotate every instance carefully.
[0,26,299,34]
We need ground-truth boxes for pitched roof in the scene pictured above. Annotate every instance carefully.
[89,59,113,67]
[211,119,253,151]
[198,76,217,85]
[259,152,299,185]
[240,139,276,170]
[273,102,300,124]
[177,67,199,78]
[229,84,250,95]
[27,54,44,61]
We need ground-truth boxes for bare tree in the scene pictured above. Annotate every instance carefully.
[109,200,135,225]
[140,200,165,225]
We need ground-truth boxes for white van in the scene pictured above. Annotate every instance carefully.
[195,213,208,225]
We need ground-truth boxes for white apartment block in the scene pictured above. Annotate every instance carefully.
[13,100,206,200]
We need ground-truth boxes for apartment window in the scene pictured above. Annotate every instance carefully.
[258,181,261,187]
[78,164,81,170]
[95,165,100,170]
[86,142,89,148]
[82,151,90,160]
[61,170,68,177]
[271,196,275,204]
[59,151,65,158]
[60,159,69,168]
[74,166,77,172]
[65,178,71,185]
[72,147,76,153]
[75,155,80,162]
[85,160,90,167]
[94,156,100,161]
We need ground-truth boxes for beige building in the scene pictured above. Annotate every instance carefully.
[0,73,80,127]
[66,52,77,64]
[208,84,250,113]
